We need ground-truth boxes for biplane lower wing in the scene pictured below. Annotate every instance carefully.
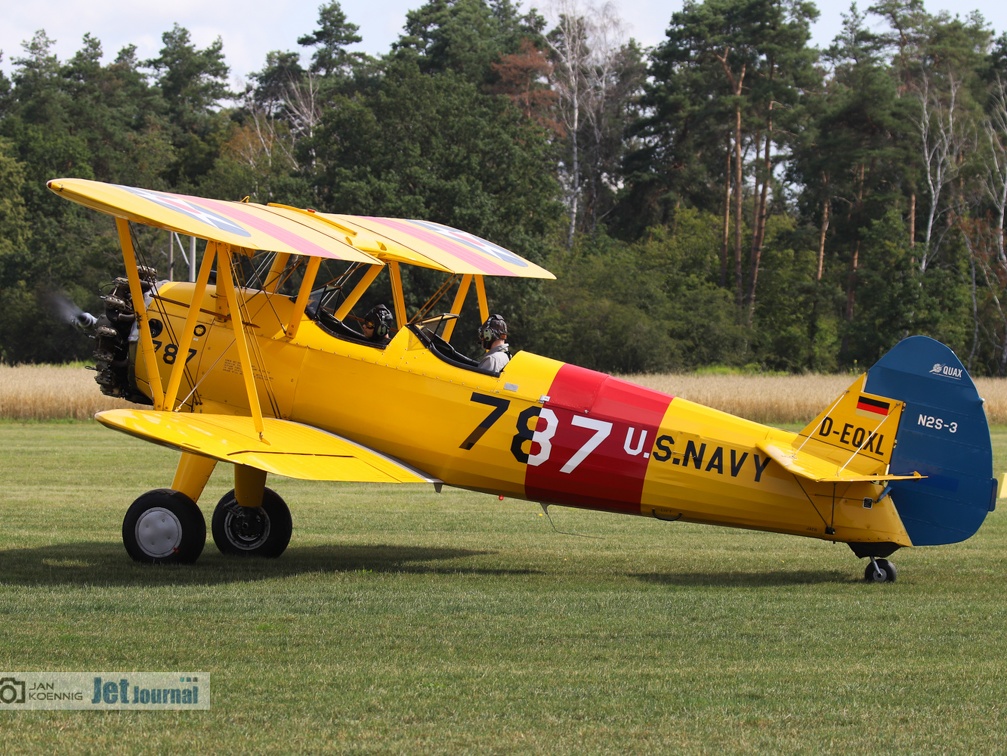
[95,409,439,485]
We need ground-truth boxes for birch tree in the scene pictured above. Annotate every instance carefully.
[546,0,641,245]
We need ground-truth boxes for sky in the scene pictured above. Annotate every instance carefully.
[2,0,1006,85]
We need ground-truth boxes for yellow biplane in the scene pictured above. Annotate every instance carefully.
[48,178,997,582]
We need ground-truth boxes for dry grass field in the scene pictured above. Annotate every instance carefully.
[3,362,1007,424]
[627,371,1007,425]
[0,364,133,421]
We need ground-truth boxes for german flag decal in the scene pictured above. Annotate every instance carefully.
[856,395,890,418]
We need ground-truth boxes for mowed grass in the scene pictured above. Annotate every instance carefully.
[1,423,1007,752]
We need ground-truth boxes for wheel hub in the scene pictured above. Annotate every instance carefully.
[224,505,270,550]
[134,506,183,558]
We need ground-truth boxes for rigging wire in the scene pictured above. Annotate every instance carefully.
[538,503,604,539]
[227,251,282,419]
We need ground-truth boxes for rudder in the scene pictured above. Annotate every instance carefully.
[864,336,996,546]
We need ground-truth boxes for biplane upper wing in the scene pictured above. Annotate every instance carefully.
[96,409,440,485]
[48,178,553,277]
[47,178,381,263]
[263,204,554,277]
[297,211,555,277]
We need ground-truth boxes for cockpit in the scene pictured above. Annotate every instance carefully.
[305,282,392,349]
[306,279,498,374]
[408,314,484,371]
[263,226,544,377]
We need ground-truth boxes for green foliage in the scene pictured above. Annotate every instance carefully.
[297,1,366,78]
[0,139,29,264]
[1,3,1006,373]
[838,208,973,366]
[312,57,561,256]
[537,242,680,372]
[145,24,232,189]
[536,223,748,372]
[750,218,823,370]
[394,0,545,84]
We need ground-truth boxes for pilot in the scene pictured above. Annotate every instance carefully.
[361,304,393,344]
[477,314,510,373]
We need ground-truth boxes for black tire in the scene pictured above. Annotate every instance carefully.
[122,488,206,564]
[864,558,897,583]
[211,487,292,558]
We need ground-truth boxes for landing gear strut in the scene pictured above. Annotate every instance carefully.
[864,557,897,583]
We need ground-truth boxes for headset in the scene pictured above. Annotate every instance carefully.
[478,314,508,349]
[363,304,393,338]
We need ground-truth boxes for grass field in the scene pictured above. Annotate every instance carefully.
[1,422,1006,752]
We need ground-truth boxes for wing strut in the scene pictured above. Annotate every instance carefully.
[285,255,321,341]
[442,274,473,342]
[333,264,382,320]
[475,275,490,323]
[264,252,291,293]
[116,218,165,409]
[163,242,216,411]
[388,261,407,332]
[215,243,267,438]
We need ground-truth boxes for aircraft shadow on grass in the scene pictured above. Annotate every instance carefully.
[1,541,856,588]
[630,569,859,587]
[0,542,544,587]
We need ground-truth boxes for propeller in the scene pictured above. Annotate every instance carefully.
[44,290,98,330]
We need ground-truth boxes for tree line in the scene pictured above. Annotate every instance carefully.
[3,0,1007,375]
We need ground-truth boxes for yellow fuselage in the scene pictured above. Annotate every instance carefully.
[139,283,910,548]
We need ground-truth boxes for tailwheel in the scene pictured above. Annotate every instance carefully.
[864,558,897,583]
[212,487,292,558]
[122,489,206,564]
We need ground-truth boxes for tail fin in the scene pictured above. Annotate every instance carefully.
[861,336,996,546]
[795,372,905,478]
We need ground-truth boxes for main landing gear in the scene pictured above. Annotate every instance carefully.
[864,557,897,583]
[121,486,292,564]
[122,489,206,564]
[211,487,292,558]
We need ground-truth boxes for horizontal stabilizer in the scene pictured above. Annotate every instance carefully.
[757,441,923,483]
[95,409,439,485]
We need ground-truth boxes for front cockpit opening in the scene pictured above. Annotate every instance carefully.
[303,261,397,348]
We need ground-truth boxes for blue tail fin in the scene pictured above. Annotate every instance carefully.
[864,336,996,546]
